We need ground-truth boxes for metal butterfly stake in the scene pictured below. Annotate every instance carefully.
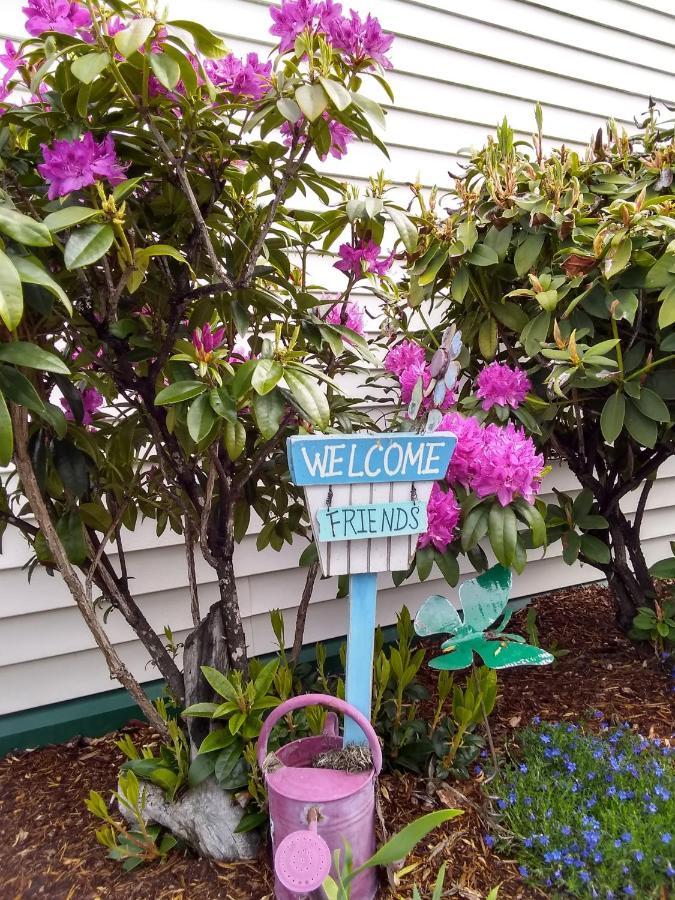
[414,564,554,769]
[408,325,463,432]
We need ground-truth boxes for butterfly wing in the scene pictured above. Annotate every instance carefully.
[428,638,476,671]
[415,594,463,638]
[459,564,512,634]
[475,639,554,669]
[444,361,460,391]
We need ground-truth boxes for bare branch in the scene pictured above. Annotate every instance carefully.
[291,559,319,666]
[185,520,201,628]
[9,404,170,738]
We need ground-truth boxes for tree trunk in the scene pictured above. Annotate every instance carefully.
[604,508,656,630]
[183,601,230,751]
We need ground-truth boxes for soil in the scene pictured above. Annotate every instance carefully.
[1,581,673,900]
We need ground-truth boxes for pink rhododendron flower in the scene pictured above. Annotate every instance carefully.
[438,411,484,488]
[192,323,225,362]
[418,483,460,552]
[61,387,103,426]
[384,339,426,376]
[472,422,544,507]
[0,41,24,88]
[328,10,394,69]
[38,133,127,200]
[399,361,430,405]
[269,0,343,52]
[229,337,251,362]
[476,361,530,411]
[280,113,353,160]
[324,300,364,336]
[205,53,272,101]
[334,240,393,278]
[23,0,91,36]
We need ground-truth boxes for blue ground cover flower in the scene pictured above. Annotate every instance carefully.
[489,718,675,898]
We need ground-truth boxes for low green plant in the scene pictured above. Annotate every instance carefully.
[411,864,446,900]
[322,809,463,900]
[525,607,569,661]
[431,666,497,778]
[85,770,177,871]
[116,699,190,801]
[632,550,675,653]
[490,717,675,898]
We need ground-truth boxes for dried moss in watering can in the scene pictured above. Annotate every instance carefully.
[313,744,374,773]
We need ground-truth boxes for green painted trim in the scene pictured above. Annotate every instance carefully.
[0,628,398,757]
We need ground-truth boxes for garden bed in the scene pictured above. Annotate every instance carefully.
[1,581,672,900]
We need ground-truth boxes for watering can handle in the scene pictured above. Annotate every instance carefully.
[257,694,382,774]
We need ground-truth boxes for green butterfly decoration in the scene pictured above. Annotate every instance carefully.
[414,565,555,671]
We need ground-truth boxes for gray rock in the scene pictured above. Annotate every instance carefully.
[120,777,259,860]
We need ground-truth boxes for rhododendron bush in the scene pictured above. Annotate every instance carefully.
[0,0,411,740]
[394,114,675,628]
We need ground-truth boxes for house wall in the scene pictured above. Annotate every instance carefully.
[1,0,675,715]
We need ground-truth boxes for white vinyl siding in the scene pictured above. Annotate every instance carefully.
[1,0,675,714]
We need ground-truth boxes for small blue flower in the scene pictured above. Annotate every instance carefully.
[561,825,571,836]
[646,802,658,814]
[532,716,541,725]
[523,837,533,848]
[580,871,591,884]
[518,865,529,877]
[661,833,672,844]
[633,850,644,862]
[623,886,635,896]
[483,834,494,848]
[519,763,528,773]
[665,863,675,877]
[621,832,632,843]
[540,734,551,744]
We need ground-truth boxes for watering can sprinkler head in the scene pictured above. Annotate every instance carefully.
[274,807,332,895]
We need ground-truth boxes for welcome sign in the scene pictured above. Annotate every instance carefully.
[287,433,456,577]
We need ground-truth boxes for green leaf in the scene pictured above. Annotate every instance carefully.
[155,380,206,405]
[71,51,110,84]
[416,546,434,581]
[198,729,235,754]
[650,557,675,579]
[658,282,675,330]
[514,500,546,548]
[350,91,386,130]
[64,224,114,270]
[201,665,238,701]
[600,392,625,443]
[418,247,449,286]
[580,534,610,565]
[488,503,518,566]
[0,342,69,374]
[251,358,283,395]
[253,389,284,439]
[0,250,23,331]
[318,77,351,111]
[56,510,88,565]
[387,206,418,253]
[604,237,632,279]
[624,400,658,448]
[434,549,459,586]
[478,316,498,359]
[0,365,45,414]
[168,20,229,58]
[645,252,675,289]
[466,244,498,267]
[451,266,469,302]
[43,206,98,232]
[181,702,219,717]
[149,51,181,91]
[514,232,544,276]
[491,300,529,331]
[295,83,328,121]
[114,17,155,58]
[253,658,278,700]
[521,311,550,357]
[461,504,489,551]
[54,439,90,497]
[187,393,215,443]
[276,97,302,122]
[284,369,329,429]
[637,387,670,423]
[187,754,216,788]
[0,206,52,247]
[224,419,246,460]
[9,254,72,315]
[356,810,463,872]
[0,391,12,466]
[562,529,581,565]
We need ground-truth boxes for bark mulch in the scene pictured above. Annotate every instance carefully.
[1,581,673,900]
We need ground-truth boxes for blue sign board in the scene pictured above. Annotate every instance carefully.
[317,500,428,542]
[287,432,457,486]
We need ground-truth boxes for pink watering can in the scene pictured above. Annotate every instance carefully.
[257,694,383,900]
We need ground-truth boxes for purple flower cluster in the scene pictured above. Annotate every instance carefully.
[280,112,353,160]
[270,0,393,69]
[205,53,272,101]
[492,719,675,897]
[334,240,393,278]
[384,339,426,375]
[0,41,22,108]
[417,483,460,552]
[324,300,365,336]
[23,0,90,37]
[472,422,544,507]
[38,133,127,200]
[61,386,103,427]
[384,338,455,409]
[192,323,225,362]
[476,361,530,411]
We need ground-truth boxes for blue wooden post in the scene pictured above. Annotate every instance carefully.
[343,572,378,745]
